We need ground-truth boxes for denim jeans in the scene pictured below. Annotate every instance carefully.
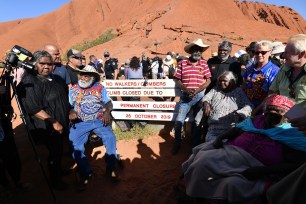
[69,119,117,176]
[174,91,204,146]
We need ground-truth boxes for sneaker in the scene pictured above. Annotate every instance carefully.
[172,143,181,155]
[78,173,93,191]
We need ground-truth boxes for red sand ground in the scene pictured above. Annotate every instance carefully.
[6,99,190,204]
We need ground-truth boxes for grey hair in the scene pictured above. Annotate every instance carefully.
[32,50,53,65]
[218,71,237,86]
[287,34,306,54]
[218,41,232,50]
[255,40,273,50]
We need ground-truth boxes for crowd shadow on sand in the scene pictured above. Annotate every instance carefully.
[4,122,192,204]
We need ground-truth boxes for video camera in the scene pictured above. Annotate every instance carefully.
[5,45,34,70]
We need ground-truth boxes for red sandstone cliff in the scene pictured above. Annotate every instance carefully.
[235,1,306,33]
[0,0,305,62]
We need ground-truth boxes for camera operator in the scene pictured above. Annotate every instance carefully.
[17,50,72,190]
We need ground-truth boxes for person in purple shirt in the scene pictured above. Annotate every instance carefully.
[242,40,279,108]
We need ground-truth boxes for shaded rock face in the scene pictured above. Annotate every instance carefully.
[0,0,304,62]
[235,1,306,33]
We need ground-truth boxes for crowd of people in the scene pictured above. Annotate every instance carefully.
[0,33,305,204]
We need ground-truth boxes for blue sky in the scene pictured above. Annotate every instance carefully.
[0,0,71,22]
[0,0,305,22]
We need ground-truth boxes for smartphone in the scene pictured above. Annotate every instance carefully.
[284,104,306,120]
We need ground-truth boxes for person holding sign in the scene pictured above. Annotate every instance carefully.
[172,39,212,155]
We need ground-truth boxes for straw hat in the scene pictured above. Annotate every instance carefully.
[184,39,210,54]
[124,59,130,67]
[163,55,174,66]
[78,65,100,82]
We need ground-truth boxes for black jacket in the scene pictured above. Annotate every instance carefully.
[206,56,242,93]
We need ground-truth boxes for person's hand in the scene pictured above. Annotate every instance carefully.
[184,88,195,98]
[52,121,64,134]
[241,166,268,180]
[69,109,78,121]
[233,112,244,123]
[202,102,211,117]
[102,110,111,126]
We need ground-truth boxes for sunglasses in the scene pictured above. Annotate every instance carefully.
[72,56,82,60]
[254,50,270,56]
[289,84,295,99]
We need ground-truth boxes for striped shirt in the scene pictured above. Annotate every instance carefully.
[174,58,211,89]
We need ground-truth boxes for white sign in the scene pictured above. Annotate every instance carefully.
[111,111,194,122]
[107,88,181,97]
[112,101,177,110]
[102,79,178,88]
[112,111,176,121]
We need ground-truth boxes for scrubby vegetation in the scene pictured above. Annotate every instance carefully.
[113,123,161,141]
[62,29,116,61]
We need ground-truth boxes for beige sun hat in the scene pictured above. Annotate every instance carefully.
[184,38,210,54]
[78,65,100,82]
[271,42,286,55]
[163,55,174,66]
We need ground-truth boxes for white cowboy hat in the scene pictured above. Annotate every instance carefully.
[78,65,100,82]
[271,42,285,55]
[234,50,247,58]
[184,38,210,54]
[163,55,174,66]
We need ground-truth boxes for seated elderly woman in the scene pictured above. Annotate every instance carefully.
[202,71,253,142]
[182,94,306,203]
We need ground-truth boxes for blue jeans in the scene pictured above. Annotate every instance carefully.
[69,120,117,176]
[174,91,204,146]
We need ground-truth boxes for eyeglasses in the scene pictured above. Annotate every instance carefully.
[254,50,270,56]
[289,84,295,99]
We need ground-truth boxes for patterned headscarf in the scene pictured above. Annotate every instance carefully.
[266,94,294,111]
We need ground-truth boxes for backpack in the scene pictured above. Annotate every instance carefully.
[151,61,159,74]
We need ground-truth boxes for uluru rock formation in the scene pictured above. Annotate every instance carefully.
[0,0,305,62]
[235,1,306,34]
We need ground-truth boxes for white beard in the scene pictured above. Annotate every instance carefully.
[78,77,95,88]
